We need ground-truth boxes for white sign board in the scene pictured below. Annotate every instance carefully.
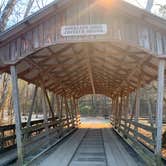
[61,24,107,37]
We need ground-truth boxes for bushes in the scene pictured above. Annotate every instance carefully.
[79,104,91,116]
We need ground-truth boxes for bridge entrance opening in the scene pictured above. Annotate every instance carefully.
[0,0,166,165]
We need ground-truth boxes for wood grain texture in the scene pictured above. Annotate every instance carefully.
[0,0,164,98]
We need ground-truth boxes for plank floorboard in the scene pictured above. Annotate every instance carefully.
[36,128,145,166]
[102,128,139,166]
[37,129,87,166]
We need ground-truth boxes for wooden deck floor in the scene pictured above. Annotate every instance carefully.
[34,128,145,166]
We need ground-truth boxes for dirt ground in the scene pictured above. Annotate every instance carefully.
[79,116,111,128]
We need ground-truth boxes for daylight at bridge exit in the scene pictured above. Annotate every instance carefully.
[1,0,166,166]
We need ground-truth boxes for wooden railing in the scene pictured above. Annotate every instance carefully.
[110,116,157,165]
[0,116,80,154]
[0,124,16,152]
[119,118,156,150]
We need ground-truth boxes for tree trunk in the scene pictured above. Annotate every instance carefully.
[146,0,154,12]
[0,0,16,32]
[24,0,34,18]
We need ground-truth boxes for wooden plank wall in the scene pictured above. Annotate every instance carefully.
[0,0,166,64]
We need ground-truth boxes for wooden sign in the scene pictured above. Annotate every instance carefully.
[61,24,107,37]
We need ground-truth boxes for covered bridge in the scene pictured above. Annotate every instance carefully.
[0,0,166,165]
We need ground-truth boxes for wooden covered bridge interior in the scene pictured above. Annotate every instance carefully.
[0,0,166,165]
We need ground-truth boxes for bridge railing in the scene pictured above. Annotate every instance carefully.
[119,118,156,150]
[0,124,16,153]
[0,115,80,154]
[111,116,157,164]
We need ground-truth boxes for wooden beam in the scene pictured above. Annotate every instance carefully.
[44,89,55,120]
[56,95,63,137]
[86,45,95,94]
[25,58,70,95]
[135,86,140,121]
[114,55,152,95]
[10,65,24,165]
[124,95,129,137]
[40,80,50,146]
[134,85,140,139]
[64,97,71,128]
[27,85,38,126]
[155,59,165,164]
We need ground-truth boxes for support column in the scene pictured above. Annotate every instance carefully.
[135,88,140,122]
[41,88,50,145]
[56,95,63,137]
[155,59,165,164]
[64,97,70,128]
[118,95,123,131]
[45,90,55,118]
[27,85,38,127]
[76,99,81,126]
[124,95,129,138]
[10,65,24,165]
[113,97,117,127]
[70,98,76,126]
[40,81,50,145]
[73,98,79,127]
[115,96,119,128]
[134,88,140,139]
[111,99,114,125]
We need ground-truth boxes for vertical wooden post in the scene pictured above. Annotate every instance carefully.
[111,99,114,125]
[45,90,54,117]
[75,99,81,126]
[124,95,129,138]
[73,98,79,127]
[155,59,165,164]
[135,89,140,121]
[40,80,50,145]
[114,96,118,127]
[146,95,154,127]
[64,97,70,128]
[129,94,132,116]
[113,98,117,127]
[115,96,119,128]
[56,95,63,137]
[10,65,24,165]
[147,96,156,147]
[75,99,80,116]
[118,95,123,131]
[27,85,38,126]
[134,87,140,139]
[51,93,55,112]
[70,98,76,127]
[56,95,61,118]
[114,98,116,126]
[67,98,74,127]
[42,88,50,145]
[110,99,112,118]
[113,98,116,126]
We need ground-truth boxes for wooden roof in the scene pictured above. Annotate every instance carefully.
[0,0,165,98]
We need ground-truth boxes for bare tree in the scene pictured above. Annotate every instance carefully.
[146,0,154,12]
[0,0,16,32]
[159,4,166,18]
[0,0,58,125]
[23,0,34,18]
